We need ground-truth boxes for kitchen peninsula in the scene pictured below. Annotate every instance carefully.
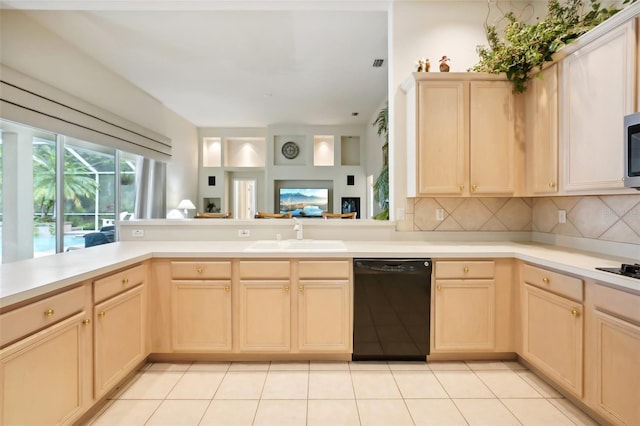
[1,220,639,425]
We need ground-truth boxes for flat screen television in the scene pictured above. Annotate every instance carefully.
[279,188,328,217]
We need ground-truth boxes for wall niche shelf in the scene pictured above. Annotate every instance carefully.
[224,137,266,168]
[341,136,360,166]
[313,135,334,166]
[203,137,222,167]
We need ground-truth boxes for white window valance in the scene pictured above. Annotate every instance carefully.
[0,65,171,161]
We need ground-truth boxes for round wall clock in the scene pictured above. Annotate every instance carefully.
[281,141,300,159]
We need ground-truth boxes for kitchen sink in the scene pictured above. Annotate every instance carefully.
[245,239,347,252]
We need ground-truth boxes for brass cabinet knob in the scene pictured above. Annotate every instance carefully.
[44,309,55,317]
[459,184,464,191]
[82,319,91,325]
[542,277,550,284]
[196,267,203,273]
[299,285,304,292]
[463,267,469,273]
[571,309,580,317]
[549,182,556,188]
[471,184,477,191]
[98,311,106,318]
[437,285,442,291]
[121,278,129,285]
[224,286,230,292]
[284,285,290,292]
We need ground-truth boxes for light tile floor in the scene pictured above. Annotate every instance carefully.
[89,360,600,425]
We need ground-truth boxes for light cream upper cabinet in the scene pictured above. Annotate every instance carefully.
[238,261,291,352]
[171,261,232,352]
[470,81,518,194]
[560,19,637,192]
[93,264,147,399]
[585,283,640,425]
[413,80,467,195]
[525,64,559,194]
[0,284,92,426]
[403,74,521,197]
[297,260,352,352]
[520,264,584,397]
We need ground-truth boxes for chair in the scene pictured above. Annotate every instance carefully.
[84,226,115,248]
[194,212,232,219]
[255,211,293,219]
[322,211,357,219]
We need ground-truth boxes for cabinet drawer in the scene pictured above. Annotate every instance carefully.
[171,261,232,280]
[522,264,583,301]
[239,261,290,279]
[435,261,495,279]
[298,260,350,279]
[94,264,147,303]
[0,285,86,347]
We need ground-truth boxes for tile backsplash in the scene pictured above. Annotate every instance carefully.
[409,197,533,232]
[532,195,640,245]
[407,194,640,245]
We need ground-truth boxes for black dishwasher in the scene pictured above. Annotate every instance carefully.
[353,258,432,361]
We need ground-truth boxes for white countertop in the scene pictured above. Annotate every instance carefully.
[1,240,638,309]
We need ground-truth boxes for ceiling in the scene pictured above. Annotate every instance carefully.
[1,1,389,128]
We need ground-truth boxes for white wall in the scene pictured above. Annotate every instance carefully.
[388,1,546,224]
[0,10,199,211]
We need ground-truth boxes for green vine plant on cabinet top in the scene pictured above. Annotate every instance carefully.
[471,0,637,93]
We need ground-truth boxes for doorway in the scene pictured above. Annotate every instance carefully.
[232,178,257,219]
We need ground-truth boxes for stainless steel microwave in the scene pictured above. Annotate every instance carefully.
[625,112,640,189]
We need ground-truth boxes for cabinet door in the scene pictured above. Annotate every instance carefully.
[94,284,146,399]
[561,20,636,191]
[522,284,583,397]
[171,280,232,351]
[526,64,559,194]
[415,80,467,195]
[298,280,351,352]
[592,310,640,425]
[470,81,516,194]
[238,280,290,352]
[434,280,495,351]
[0,312,91,425]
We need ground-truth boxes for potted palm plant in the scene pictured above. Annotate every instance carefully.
[373,103,389,220]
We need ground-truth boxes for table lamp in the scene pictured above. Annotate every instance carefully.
[177,199,196,218]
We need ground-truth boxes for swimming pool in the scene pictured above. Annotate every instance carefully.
[33,233,87,253]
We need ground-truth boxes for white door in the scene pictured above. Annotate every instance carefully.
[233,179,256,219]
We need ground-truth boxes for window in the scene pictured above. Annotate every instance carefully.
[0,119,145,263]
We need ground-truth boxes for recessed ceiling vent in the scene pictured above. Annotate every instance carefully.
[372,59,384,67]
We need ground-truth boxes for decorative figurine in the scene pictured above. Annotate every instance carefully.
[417,59,424,72]
[439,56,450,72]
[424,58,431,72]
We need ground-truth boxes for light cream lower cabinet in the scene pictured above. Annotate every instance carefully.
[585,282,640,425]
[433,260,495,351]
[237,259,352,353]
[93,264,147,399]
[520,264,584,398]
[432,259,514,354]
[238,260,292,352]
[297,260,351,352]
[0,285,92,426]
[171,261,232,351]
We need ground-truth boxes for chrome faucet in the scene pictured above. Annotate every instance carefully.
[293,218,303,240]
